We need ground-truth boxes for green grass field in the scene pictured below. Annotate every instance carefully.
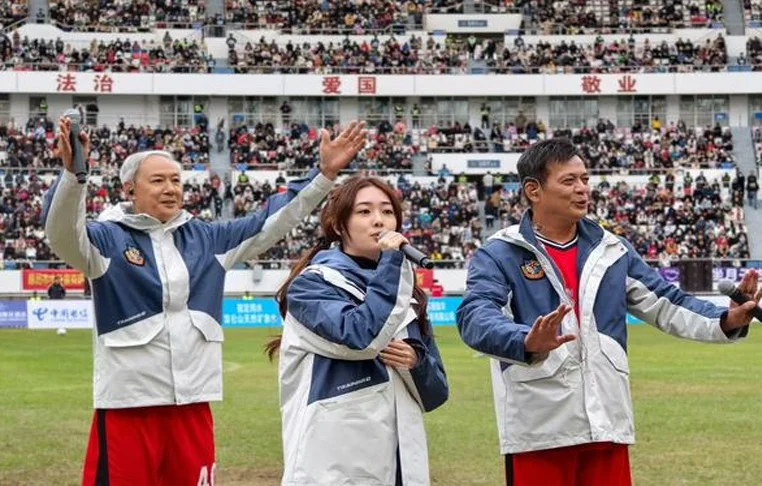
[2,325,762,485]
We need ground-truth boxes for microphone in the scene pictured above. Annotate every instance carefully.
[62,107,87,184]
[717,280,762,321]
[380,231,433,269]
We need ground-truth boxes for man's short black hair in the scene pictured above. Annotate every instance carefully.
[517,138,584,186]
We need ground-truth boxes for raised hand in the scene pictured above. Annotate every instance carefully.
[722,269,762,331]
[318,121,367,180]
[57,117,91,174]
[377,231,409,252]
[524,304,576,354]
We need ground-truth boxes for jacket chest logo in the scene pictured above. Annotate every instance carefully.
[124,246,145,266]
[520,260,545,280]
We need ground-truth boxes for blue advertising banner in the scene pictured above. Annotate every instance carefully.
[222,299,283,327]
[0,300,28,329]
[217,297,651,328]
[0,295,676,330]
[427,297,460,326]
[219,297,465,328]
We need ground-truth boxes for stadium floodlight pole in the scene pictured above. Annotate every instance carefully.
[62,107,87,184]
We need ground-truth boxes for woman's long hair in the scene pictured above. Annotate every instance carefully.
[265,176,430,360]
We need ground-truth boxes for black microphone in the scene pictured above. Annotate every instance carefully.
[380,231,433,269]
[718,280,762,321]
[62,107,87,184]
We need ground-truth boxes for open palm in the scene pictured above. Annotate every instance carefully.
[318,121,367,179]
[524,304,575,354]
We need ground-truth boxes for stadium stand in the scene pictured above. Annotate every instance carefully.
[0,1,27,28]
[521,0,724,34]
[745,0,762,24]
[226,118,735,172]
[230,122,418,171]
[1,31,731,75]
[226,33,729,74]
[0,32,211,73]
[592,176,750,259]
[223,0,467,33]
[0,118,210,171]
[50,0,206,32]
[0,0,758,273]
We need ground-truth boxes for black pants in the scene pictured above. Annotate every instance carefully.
[505,454,514,486]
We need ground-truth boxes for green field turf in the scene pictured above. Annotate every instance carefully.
[1,325,761,485]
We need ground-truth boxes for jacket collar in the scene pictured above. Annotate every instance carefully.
[311,247,379,289]
[97,202,192,233]
[512,209,617,249]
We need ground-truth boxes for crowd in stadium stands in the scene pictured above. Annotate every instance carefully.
[0,113,750,266]
[50,0,206,31]
[229,122,418,171]
[0,170,223,268]
[0,32,210,73]
[88,121,211,173]
[407,117,734,172]
[0,0,27,28]
[0,171,51,266]
[223,0,289,27]
[591,174,750,259]
[522,0,723,34]
[227,33,729,75]
[0,117,210,172]
[10,0,735,35]
[751,125,762,162]
[227,34,466,75]
[226,116,735,172]
[744,36,762,68]
[553,119,735,171]
[0,165,751,267]
[0,30,731,75]
[488,34,727,74]
[0,117,58,170]
[41,0,723,34]
[420,117,542,153]
[745,0,762,22]
[223,0,465,32]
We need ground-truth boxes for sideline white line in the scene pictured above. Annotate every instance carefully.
[224,360,243,373]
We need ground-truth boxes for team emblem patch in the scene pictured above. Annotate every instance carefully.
[520,260,545,280]
[124,246,145,266]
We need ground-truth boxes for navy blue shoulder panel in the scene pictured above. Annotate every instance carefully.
[593,256,630,351]
[91,227,163,335]
[174,220,225,322]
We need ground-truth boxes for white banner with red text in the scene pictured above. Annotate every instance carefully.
[5,72,762,96]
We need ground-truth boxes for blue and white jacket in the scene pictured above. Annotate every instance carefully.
[279,248,448,486]
[43,168,333,409]
[457,211,747,455]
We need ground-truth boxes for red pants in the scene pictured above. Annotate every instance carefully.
[505,442,631,486]
[82,403,215,486]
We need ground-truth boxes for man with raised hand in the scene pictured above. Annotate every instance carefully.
[457,138,759,486]
[44,117,366,485]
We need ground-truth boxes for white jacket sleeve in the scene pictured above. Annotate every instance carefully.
[43,171,110,279]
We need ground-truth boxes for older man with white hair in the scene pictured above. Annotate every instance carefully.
[43,117,367,486]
